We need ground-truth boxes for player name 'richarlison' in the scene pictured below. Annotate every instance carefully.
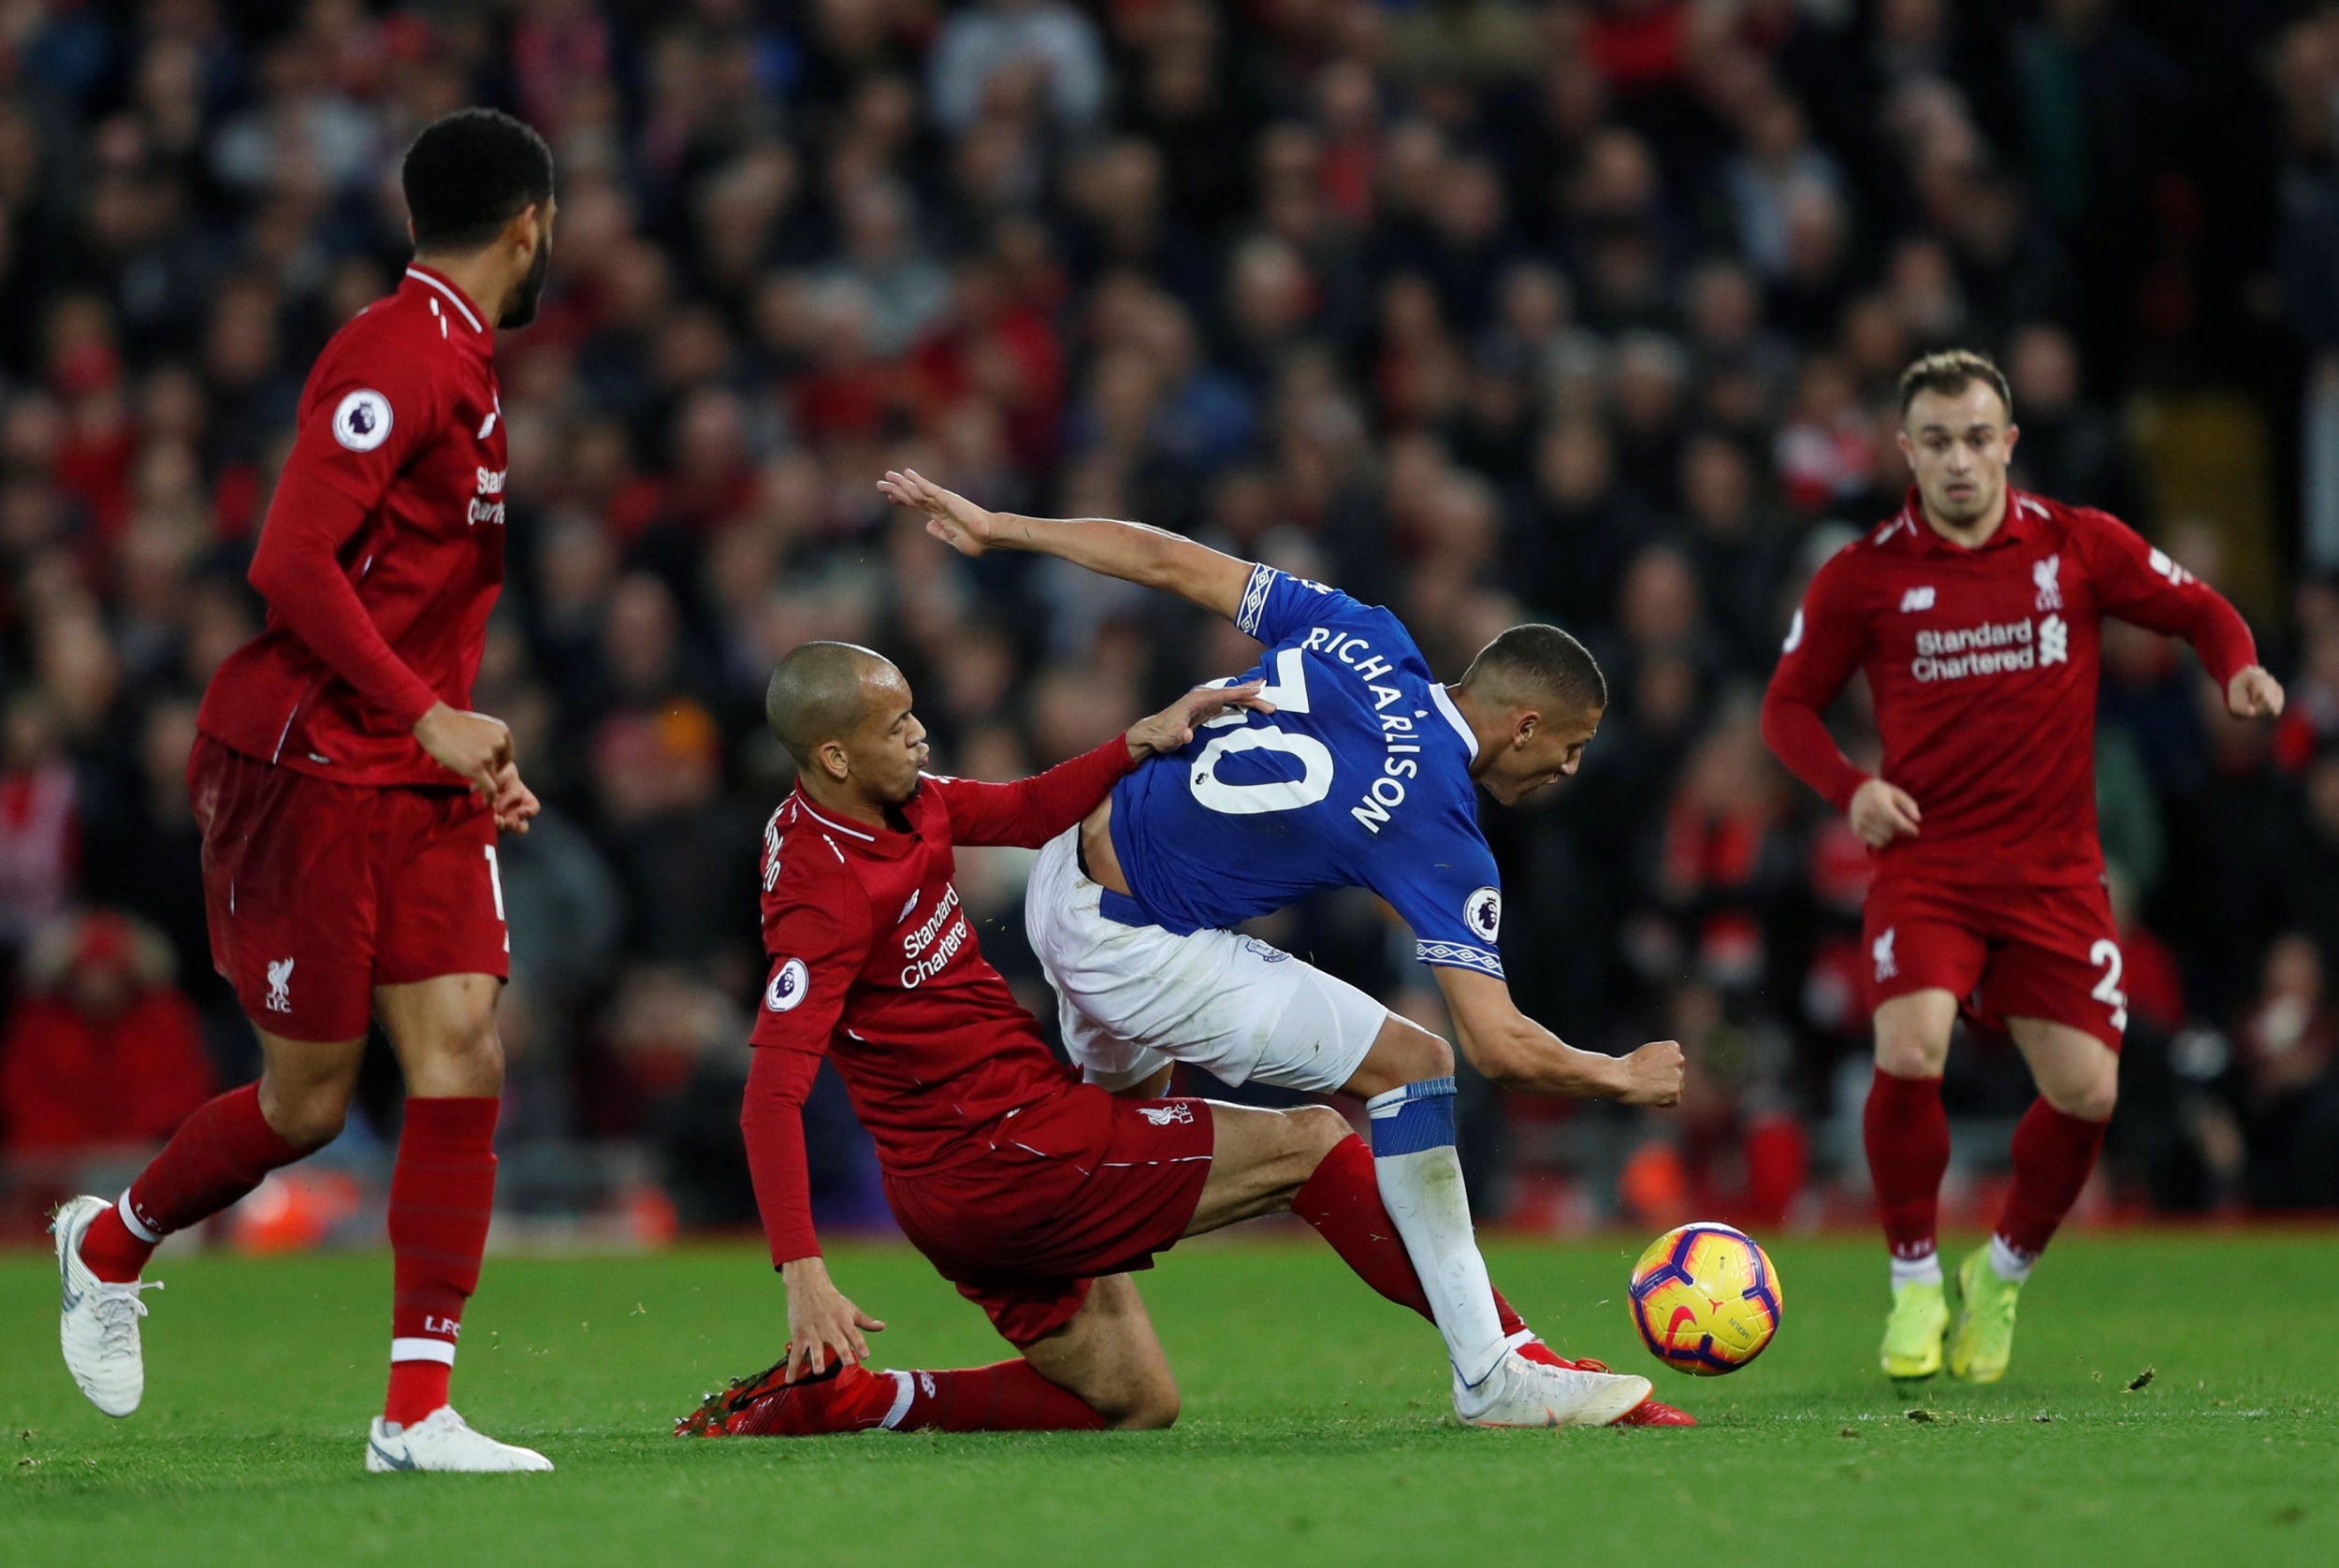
[1285,626,1423,835]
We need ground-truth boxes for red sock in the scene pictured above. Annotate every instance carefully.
[1864,1068,1950,1261]
[80,1083,305,1283]
[1994,1098,2108,1262]
[1292,1133,1528,1336]
[385,1097,500,1427]
[892,1360,1107,1432]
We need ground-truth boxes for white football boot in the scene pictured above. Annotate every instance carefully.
[365,1407,554,1473]
[1453,1348,1654,1429]
[52,1195,162,1418]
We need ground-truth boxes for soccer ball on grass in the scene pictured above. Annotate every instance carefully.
[1626,1221,1782,1375]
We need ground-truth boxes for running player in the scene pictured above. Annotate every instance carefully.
[52,109,559,1472]
[1762,349,2285,1382]
[677,641,1660,1435]
[878,468,1687,1418]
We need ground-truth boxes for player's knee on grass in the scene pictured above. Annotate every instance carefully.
[1097,1369,1181,1431]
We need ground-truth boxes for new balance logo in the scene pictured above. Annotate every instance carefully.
[898,889,921,924]
[1872,929,1898,983]
[1899,586,1936,613]
[2033,554,2063,611]
[265,957,295,1013]
[1138,1104,1196,1125]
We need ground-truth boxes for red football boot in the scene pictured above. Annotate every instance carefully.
[675,1352,899,1437]
[1513,1342,1698,1426]
[1613,1398,1698,1426]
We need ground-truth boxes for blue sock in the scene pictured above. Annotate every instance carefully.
[1365,1076,1458,1156]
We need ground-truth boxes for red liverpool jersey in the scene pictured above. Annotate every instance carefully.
[1762,488,2257,888]
[197,265,508,787]
[742,737,1136,1259]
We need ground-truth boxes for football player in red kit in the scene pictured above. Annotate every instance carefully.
[1763,350,2286,1383]
[52,109,559,1472]
[676,642,1676,1436]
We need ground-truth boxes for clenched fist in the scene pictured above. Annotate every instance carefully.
[1617,1038,1686,1108]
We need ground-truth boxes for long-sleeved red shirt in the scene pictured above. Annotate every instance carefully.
[741,737,1135,1266]
[197,265,508,785]
[1761,487,2256,888]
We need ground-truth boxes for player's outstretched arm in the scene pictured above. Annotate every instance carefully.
[742,1045,886,1382]
[880,467,1256,621]
[1431,966,1685,1105]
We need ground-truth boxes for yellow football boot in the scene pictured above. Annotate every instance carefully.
[1880,1277,1949,1379]
[1949,1247,2022,1384]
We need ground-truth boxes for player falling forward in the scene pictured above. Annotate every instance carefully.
[878,469,1691,1424]
[678,642,1663,1437]
[51,110,558,1472]
[1762,350,2284,1382]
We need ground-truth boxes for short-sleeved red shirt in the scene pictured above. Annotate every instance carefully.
[197,266,508,786]
[1762,488,2256,888]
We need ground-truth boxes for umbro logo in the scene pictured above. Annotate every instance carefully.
[1899,586,1936,613]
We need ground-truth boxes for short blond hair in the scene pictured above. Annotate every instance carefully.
[1897,349,2012,424]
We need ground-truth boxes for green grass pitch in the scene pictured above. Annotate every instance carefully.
[3,1232,2332,1565]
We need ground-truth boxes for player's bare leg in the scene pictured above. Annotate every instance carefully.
[1014,1276,1181,1429]
[681,1274,1166,1437]
[364,972,549,1473]
[1949,1016,2117,1384]
[58,1026,361,1416]
[1184,1101,1653,1428]
[1869,990,1956,1377]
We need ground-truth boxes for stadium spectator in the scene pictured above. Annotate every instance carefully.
[0,0,2322,1236]
[1,911,212,1154]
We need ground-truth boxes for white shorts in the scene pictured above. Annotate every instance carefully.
[1024,827,1387,1095]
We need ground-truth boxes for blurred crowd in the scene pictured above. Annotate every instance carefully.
[5,0,2339,1241]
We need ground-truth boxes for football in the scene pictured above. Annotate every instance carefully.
[1627,1222,1784,1376]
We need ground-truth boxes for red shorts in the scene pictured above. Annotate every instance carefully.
[190,735,508,1042]
[1861,874,2127,1050]
[883,1091,1215,1346]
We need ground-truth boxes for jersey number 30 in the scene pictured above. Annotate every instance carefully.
[1189,648,1336,816]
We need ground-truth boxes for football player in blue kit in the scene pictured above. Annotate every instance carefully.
[880,469,1686,1429]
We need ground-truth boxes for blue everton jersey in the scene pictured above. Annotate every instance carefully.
[1105,564,1507,978]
